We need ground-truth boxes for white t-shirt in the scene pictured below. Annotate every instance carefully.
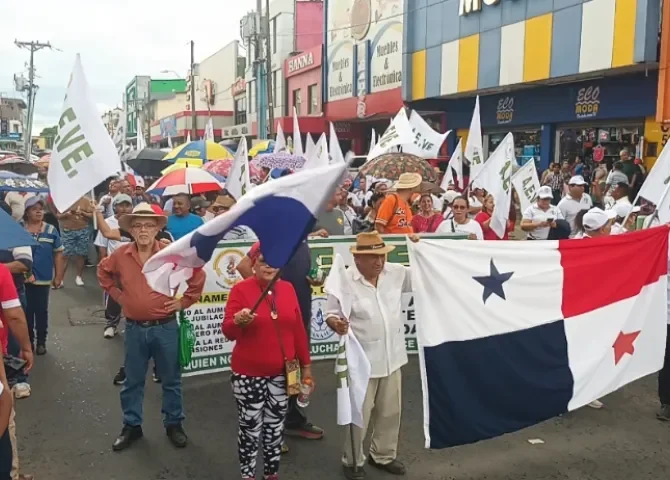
[522,203,564,240]
[436,218,484,239]
[5,192,35,220]
[557,194,593,238]
[94,216,131,255]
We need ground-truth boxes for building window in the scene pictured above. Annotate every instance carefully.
[308,84,319,114]
[235,97,247,125]
[272,17,277,54]
[293,89,302,115]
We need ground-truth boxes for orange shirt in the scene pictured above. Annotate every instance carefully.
[375,193,414,234]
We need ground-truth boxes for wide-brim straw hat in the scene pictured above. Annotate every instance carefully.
[349,231,396,255]
[211,195,236,208]
[391,172,422,191]
[118,202,168,231]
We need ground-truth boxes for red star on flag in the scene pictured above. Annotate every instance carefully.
[612,330,641,365]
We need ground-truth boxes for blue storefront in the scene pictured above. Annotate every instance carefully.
[411,71,658,172]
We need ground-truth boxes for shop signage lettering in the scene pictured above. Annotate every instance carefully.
[496,96,514,125]
[460,0,501,16]
[329,58,353,98]
[288,52,315,74]
[372,40,402,90]
[231,78,246,96]
[575,85,600,119]
[222,125,249,137]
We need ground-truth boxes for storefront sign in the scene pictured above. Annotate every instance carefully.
[159,116,178,138]
[326,0,403,102]
[288,52,314,74]
[460,0,501,16]
[222,124,249,138]
[231,78,246,96]
[181,235,447,376]
[575,85,600,119]
[496,96,514,124]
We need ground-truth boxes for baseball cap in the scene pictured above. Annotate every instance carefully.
[24,196,44,210]
[113,194,133,206]
[613,203,641,219]
[537,185,553,199]
[583,207,617,231]
[568,175,587,186]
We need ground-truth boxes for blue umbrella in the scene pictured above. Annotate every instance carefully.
[0,209,37,249]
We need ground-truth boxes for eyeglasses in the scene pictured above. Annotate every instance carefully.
[131,223,158,230]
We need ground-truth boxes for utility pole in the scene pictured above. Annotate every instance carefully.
[190,40,197,140]
[265,0,275,137]
[255,0,267,140]
[15,40,52,159]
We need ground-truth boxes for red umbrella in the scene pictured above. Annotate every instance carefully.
[202,159,263,180]
[146,168,224,196]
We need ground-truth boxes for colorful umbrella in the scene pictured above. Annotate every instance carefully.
[202,159,262,180]
[357,153,438,183]
[248,140,275,158]
[161,162,190,175]
[0,156,37,176]
[162,140,232,166]
[0,172,49,192]
[146,167,224,196]
[253,152,305,170]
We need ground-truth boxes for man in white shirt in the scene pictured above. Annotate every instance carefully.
[521,186,564,240]
[94,194,133,338]
[604,182,632,210]
[325,231,412,479]
[98,179,120,218]
[558,175,593,238]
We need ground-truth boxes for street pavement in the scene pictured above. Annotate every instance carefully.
[14,268,670,480]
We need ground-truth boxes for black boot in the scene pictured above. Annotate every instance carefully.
[112,425,143,451]
[166,424,188,448]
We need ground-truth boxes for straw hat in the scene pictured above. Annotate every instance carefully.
[211,195,236,209]
[391,172,422,191]
[349,231,396,255]
[118,202,168,231]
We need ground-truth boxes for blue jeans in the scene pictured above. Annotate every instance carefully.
[121,319,184,428]
[6,285,28,386]
[24,284,50,347]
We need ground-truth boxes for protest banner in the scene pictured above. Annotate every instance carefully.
[366,108,414,162]
[511,160,541,213]
[181,234,455,377]
[402,111,450,159]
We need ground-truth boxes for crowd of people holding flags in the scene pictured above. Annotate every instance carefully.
[2,54,670,480]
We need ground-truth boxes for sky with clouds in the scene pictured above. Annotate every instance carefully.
[0,0,257,135]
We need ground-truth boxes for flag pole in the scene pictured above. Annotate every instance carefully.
[348,368,359,475]
[90,189,97,230]
[249,269,282,314]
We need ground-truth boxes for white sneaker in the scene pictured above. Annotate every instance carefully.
[587,399,604,409]
[103,327,116,339]
[13,383,31,399]
[75,276,84,286]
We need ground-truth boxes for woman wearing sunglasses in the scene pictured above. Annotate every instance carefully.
[435,196,483,240]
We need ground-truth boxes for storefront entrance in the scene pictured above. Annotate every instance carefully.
[485,128,541,167]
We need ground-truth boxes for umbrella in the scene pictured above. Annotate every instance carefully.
[162,140,232,166]
[35,154,50,168]
[0,173,49,193]
[202,159,262,179]
[122,148,166,162]
[253,152,305,170]
[127,158,170,178]
[0,209,37,250]
[0,156,37,176]
[358,153,438,183]
[248,140,275,158]
[146,167,225,196]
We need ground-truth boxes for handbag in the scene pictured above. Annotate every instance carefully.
[266,292,302,395]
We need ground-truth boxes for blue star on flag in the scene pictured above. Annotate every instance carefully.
[473,259,514,304]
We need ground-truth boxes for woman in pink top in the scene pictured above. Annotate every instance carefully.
[474,194,514,240]
[411,193,443,233]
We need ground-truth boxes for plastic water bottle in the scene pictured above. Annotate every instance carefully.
[296,378,314,408]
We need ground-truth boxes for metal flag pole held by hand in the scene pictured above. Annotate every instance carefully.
[249,269,283,314]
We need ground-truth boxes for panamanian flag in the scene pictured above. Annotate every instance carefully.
[143,163,347,296]
[407,227,669,448]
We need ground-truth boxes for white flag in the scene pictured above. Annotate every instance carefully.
[441,139,464,190]
[329,122,345,164]
[369,129,377,153]
[465,96,484,185]
[187,131,191,143]
[639,140,670,205]
[136,115,147,150]
[226,137,251,200]
[477,132,515,238]
[47,55,122,213]
[205,118,215,142]
[274,122,287,153]
[293,107,303,157]
[305,134,316,162]
[304,133,329,169]
[403,111,451,159]
[367,108,414,162]
[511,160,541,214]
[325,254,370,428]
[167,134,173,149]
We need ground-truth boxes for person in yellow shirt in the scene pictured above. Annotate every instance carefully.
[375,173,422,234]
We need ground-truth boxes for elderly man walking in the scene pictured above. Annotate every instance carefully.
[325,231,415,479]
[97,203,205,451]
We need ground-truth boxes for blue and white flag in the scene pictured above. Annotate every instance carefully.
[143,163,347,295]
[408,230,668,449]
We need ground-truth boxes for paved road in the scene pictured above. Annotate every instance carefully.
[14,268,670,479]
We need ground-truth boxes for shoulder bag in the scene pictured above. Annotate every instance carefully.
[266,292,302,395]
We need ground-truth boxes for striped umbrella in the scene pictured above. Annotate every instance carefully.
[162,140,233,167]
[146,167,224,196]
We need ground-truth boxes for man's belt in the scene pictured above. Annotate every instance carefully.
[126,316,176,327]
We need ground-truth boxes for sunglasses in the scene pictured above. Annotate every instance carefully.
[452,205,467,210]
